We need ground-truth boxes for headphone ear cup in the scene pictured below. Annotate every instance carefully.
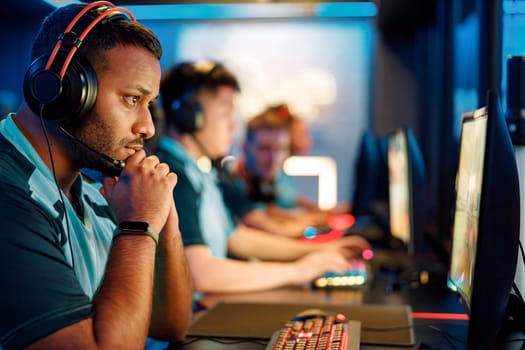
[23,56,62,108]
[170,98,203,134]
[24,53,98,124]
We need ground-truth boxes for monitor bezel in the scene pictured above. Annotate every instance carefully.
[386,128,428,255]
[352,130,382,217]
[448,93,520,349]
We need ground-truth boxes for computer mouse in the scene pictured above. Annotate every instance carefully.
[292,308,347,322]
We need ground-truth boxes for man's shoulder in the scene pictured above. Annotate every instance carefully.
[0,134,36,187]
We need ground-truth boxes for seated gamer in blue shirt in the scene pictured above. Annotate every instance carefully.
[155,60,370,298]
[0,3,192,349]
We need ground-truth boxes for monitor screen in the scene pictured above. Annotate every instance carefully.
[387,130,411,245]
[386,128,427,254]
[448,111,484,308]
[447,92,520,349]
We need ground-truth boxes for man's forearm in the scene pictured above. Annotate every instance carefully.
[92,236,157,348]
[150,227,193,341]
[228,225,316,262]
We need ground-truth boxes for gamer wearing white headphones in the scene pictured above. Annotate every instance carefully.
[0,2,192,349]
[155,61,371,299]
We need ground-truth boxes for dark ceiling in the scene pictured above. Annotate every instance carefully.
[1,0,53,18]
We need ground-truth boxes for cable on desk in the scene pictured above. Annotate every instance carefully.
[427,324,462,350]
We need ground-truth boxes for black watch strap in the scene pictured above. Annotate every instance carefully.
[116,221,159,245]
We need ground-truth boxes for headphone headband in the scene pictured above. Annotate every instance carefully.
[46,1,136,78]
[24,1,136,123]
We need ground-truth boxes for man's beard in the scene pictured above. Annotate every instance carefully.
[62,127,122,177]
[61,111,142,177]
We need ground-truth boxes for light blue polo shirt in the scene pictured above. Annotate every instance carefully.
[156,136,236,259]
[0,115,116,349]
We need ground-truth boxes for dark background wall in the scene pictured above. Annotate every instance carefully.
[0,2,52,110]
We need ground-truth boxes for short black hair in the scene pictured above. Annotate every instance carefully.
[160,61,240,129]
[30,4,162,68]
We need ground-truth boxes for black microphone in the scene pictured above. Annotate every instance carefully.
[59,126,126,171]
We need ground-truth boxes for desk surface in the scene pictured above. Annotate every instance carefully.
[169,270,524,350]
[169,271,476,350]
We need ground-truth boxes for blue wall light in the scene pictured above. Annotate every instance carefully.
[40,0,377,19]
[503,0,525,14]
[315,2,378,17]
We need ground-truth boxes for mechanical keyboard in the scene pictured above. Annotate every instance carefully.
[265,309,361,350]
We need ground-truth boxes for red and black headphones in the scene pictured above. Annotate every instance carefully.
[23,1,136,124]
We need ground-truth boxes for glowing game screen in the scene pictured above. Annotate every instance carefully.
[387,130,411,245]
[448,113,487,308]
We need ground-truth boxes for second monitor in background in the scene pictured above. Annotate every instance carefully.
[346,128,429,256]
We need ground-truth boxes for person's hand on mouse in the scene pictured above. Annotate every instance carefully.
[323,235,372,260]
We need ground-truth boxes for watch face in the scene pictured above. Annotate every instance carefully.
[119,221,149,231]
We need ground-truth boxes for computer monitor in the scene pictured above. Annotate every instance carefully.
[386,128,428,255]
[447,92,521,350]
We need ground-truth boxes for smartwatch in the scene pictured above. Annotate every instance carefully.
[116,221,159,245]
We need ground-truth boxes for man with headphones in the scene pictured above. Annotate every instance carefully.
[156,61,370,298]
[0,2,192,349]
[222,104,330,238]
[234,104,351,229]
